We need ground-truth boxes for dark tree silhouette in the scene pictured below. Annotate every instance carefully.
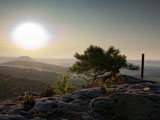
[70,45,139,84]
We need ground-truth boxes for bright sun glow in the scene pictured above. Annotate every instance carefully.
[11,22,50,50]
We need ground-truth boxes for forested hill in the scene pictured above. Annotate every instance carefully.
[0,60,67,73]
[0,74,47,100]
[0,66,61,84]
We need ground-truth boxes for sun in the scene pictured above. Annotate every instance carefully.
[11,22,50,50]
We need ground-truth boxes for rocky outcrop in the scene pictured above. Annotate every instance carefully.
[122,75,157,84]
[89,93,160,120]
[0,76,160,120]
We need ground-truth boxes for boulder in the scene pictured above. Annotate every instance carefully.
[89,93,160,120]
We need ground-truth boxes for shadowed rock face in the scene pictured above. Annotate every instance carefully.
[0,75,160,120]
[89,93,160,120]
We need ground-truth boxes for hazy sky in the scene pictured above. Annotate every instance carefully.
[0,0,159,60]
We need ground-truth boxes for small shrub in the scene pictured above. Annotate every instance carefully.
[8,112,15,116]
[41,73,76,96]
[105,74,125,88]
[101,84,110,95]
[53,73,76,95]
[23,92,35,107]
[114,75,125,84]
[40,87,55,97]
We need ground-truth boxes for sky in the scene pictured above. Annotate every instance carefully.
[0,0,159,60]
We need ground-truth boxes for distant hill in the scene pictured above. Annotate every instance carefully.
[0,56,16,63]
[35,58,76,67]
[0,73,47,100]
[16,56,33,61]
[0,65,86,100]
[0,66,61,84]
[0,60,67,73]
[0,64,62,100]
[0,56,76,67]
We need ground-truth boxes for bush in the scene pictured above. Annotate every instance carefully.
[53,73,76,95]
[40,87,55,97]
[23,92,35,107]
[105,75,125,88]
[40,73,76,96]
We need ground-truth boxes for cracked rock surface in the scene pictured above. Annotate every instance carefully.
[0,75,160,120]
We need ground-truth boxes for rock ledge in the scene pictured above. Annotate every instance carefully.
[0,76,160,120]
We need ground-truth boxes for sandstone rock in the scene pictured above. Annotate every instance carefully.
[122,75,156,84]
[33,117,47,120]
[0,76,160,120]
[89,93,160,120]
[0,115,26,120]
